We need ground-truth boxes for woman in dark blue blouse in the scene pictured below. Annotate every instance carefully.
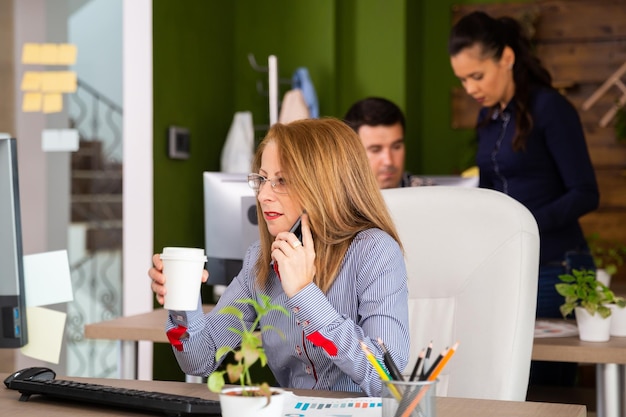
[448,10,599,386]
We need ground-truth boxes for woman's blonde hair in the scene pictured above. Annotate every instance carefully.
[252,118,402,292]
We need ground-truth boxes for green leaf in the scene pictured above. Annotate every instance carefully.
[598,305,612,319]
[218,306,244,320]
[210,295,291,395]
[555,268,622,319]
[215,346,233,362]
[207,371,225,393]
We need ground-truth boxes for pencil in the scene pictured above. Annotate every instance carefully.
[420,346,446,381]
[400,342,459,417]
[421,340,433,379]
[408,348,425,382]
[359,341,402,400]
[427,341,458,382]
[377,337,404,382]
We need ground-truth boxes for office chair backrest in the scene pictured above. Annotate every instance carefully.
[382,186,539,401]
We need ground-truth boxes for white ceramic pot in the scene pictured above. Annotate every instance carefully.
[609,304,626,336]
[220,387,286,417]
[596,268,612,287]
[575,306,611,342]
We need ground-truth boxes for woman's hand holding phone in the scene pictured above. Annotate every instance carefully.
[271,213,316,297]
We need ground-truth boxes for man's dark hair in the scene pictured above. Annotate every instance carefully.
[343,97,406,133]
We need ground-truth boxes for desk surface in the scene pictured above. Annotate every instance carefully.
[85,309,626,365]
[0,375,586,417]
[84,305,215,342]
[532,319,626,364]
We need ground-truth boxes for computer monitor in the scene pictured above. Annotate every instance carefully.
[420,175,479,187]
[0,137,28,347]
[203,172,260,286]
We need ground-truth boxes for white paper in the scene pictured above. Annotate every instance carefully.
[23,250,74,307]
[20,307,67,363]
[283,394,382,416]
[534,319,579,338]
[42,129,79,152]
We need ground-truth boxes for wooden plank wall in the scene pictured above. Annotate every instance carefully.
[451,0,626,286]
[0,0,15,135]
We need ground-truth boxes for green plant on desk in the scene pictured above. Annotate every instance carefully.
[207,294,289,404]
[586,232,626,276]
[556,268,626,319]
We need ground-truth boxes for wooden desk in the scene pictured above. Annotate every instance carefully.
[533,325,626,417]
[86,312,612,414]
[84,305,214,379]
[84,305,215,343]
[0,374,587,417]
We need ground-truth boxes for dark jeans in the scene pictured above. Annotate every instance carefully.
[530,253,595,387]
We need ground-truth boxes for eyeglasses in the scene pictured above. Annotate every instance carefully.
[247,173,288,194]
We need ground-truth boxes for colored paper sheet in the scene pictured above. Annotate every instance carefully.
[22,92,42,112]
[283,394,383,416]
[40,43,59,65]
[23,250,74,307]
[20,307,67,364]
[43,93,63,113]
[21,71,42,91]
[22,42,78,65]
[57,43,77,65]
[42,129,79,152]
[41,71,77,93]
[534,319,579,338]
[21,43,41,64]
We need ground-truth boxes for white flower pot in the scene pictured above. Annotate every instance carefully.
[596,268,612,287]
[575,306,611,342]
[609,304,626,337]
[220,387,286,417]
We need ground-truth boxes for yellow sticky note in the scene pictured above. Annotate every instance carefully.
[20,307,67,364]
[40,71,76,93]
[22,92,42,112]
[40,43,59,65]
[43,93,63,113]
[22,43,41,64]
[57,44,77,65]
[57,71,77,93]
[21,71,42,91]
[40,72,55,92]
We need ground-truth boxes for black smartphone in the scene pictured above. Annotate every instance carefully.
[288,216,303,241]
[270,217,302,268]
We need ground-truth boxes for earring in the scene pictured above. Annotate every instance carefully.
[508,63,514,70]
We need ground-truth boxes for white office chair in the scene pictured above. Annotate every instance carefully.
[382,186,539,401]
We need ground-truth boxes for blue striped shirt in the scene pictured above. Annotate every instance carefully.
[166,228,410,396]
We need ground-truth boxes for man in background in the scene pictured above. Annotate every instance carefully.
[343,97,426,188]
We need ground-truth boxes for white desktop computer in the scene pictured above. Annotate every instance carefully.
[0,137,28,348]
[203,172,260,288]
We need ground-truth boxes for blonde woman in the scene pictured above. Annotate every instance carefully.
[149,118,409,396]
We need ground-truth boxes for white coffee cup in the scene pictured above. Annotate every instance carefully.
[160,247,207,310]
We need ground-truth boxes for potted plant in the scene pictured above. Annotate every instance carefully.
[586,233,626,286]
[556,268,626,341]
[207,294,290,417]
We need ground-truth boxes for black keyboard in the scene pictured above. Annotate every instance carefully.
[8,378,221,416]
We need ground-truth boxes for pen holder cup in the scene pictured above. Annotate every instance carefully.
[382,379,437,417]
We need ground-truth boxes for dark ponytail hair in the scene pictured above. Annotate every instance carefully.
[449,11,552,151]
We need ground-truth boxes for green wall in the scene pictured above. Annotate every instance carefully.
[151,0,520,381]
[152,0,237,380]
